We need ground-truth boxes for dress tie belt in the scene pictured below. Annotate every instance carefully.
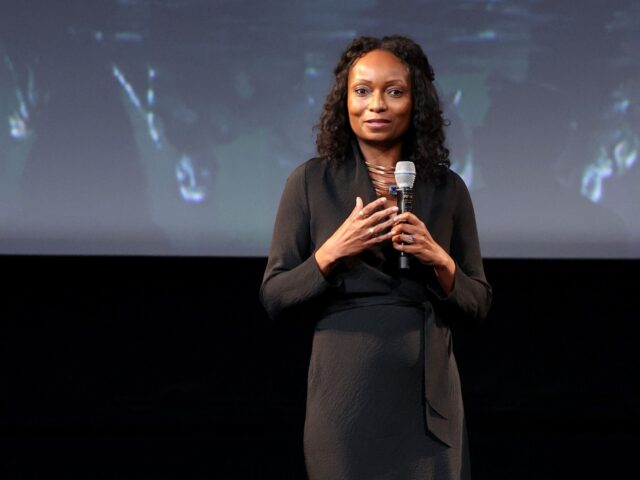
[320,295,458,447]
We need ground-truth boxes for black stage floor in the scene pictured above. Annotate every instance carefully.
[1,416,635,479]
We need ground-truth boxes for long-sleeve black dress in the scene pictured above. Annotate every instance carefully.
[261,146,492,480]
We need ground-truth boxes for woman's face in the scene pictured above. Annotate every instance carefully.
[347,49,412,148]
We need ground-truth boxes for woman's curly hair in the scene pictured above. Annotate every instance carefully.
[316,35,450,179]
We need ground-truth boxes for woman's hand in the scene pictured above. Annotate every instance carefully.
[315,196,398,276]
[391,212,456,293]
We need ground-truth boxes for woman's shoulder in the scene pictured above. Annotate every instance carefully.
[423,166,468,191]
[286,156,335,183]
[445,168,470,190]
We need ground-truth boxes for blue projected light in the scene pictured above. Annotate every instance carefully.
[0,0,638,258]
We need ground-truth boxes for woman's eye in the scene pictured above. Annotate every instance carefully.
[388,88,403,97]
[354,87,369,96]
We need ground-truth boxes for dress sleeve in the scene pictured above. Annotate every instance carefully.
[428,174,493,322]
[260,162,335,321]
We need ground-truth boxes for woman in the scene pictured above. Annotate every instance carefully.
[261,35,492,480]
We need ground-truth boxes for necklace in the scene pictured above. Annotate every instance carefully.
[365,161,397,198]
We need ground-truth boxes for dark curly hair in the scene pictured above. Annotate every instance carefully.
[315,35,450,179]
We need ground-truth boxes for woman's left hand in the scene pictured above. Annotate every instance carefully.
[391,212,456,292]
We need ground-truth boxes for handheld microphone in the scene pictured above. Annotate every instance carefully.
[394,161,416,270]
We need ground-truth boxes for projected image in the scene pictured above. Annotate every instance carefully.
[0,0,638,257]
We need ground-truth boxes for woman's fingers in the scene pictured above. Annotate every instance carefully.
[368,214,398,236]
[365,227,394,244]
[367,205,398,225]
[391,222,419,236]
[358,197,387,218]
[391,232,418,244]
[351,196,365,218]
[401,233,416,244]
[349,197,424,250]
[393,211,422,226]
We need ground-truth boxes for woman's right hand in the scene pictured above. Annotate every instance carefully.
[314,196,398,276]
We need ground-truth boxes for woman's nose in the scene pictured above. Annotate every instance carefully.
[368,91,387,112]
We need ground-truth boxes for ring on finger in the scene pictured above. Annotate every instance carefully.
[368,226,375,236]
[405,234,414,244]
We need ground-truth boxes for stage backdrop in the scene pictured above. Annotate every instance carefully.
[1,0,638,257]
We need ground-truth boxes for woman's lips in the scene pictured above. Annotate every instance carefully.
[364,119,391,129]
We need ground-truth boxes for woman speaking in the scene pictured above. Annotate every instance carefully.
[261,35,492,480]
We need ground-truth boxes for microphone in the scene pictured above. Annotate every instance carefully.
[394,161,416,270]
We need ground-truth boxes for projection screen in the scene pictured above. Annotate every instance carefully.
[0,0,638,257]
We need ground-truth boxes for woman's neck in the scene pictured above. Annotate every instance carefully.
[356,139,403,168]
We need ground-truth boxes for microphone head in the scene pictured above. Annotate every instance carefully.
[394,161,416,188]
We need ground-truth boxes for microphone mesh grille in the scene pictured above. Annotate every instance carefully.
[394,161,416,188]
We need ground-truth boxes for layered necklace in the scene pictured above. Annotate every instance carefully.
[365,161,397,198]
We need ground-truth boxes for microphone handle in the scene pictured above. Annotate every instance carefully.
[397,187,413,270]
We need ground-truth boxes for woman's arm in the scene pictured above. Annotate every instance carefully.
[391,173,492,321]
[260,163,332,321]
[435,174,492,320]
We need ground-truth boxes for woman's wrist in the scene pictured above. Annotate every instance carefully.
[315,244,340,277]
[433,251,454,273]
[432,251,455,293]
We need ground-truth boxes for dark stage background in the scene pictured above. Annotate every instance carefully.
[1,256,638,479]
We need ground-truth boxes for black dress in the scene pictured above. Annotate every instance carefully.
[261,148,492,480]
